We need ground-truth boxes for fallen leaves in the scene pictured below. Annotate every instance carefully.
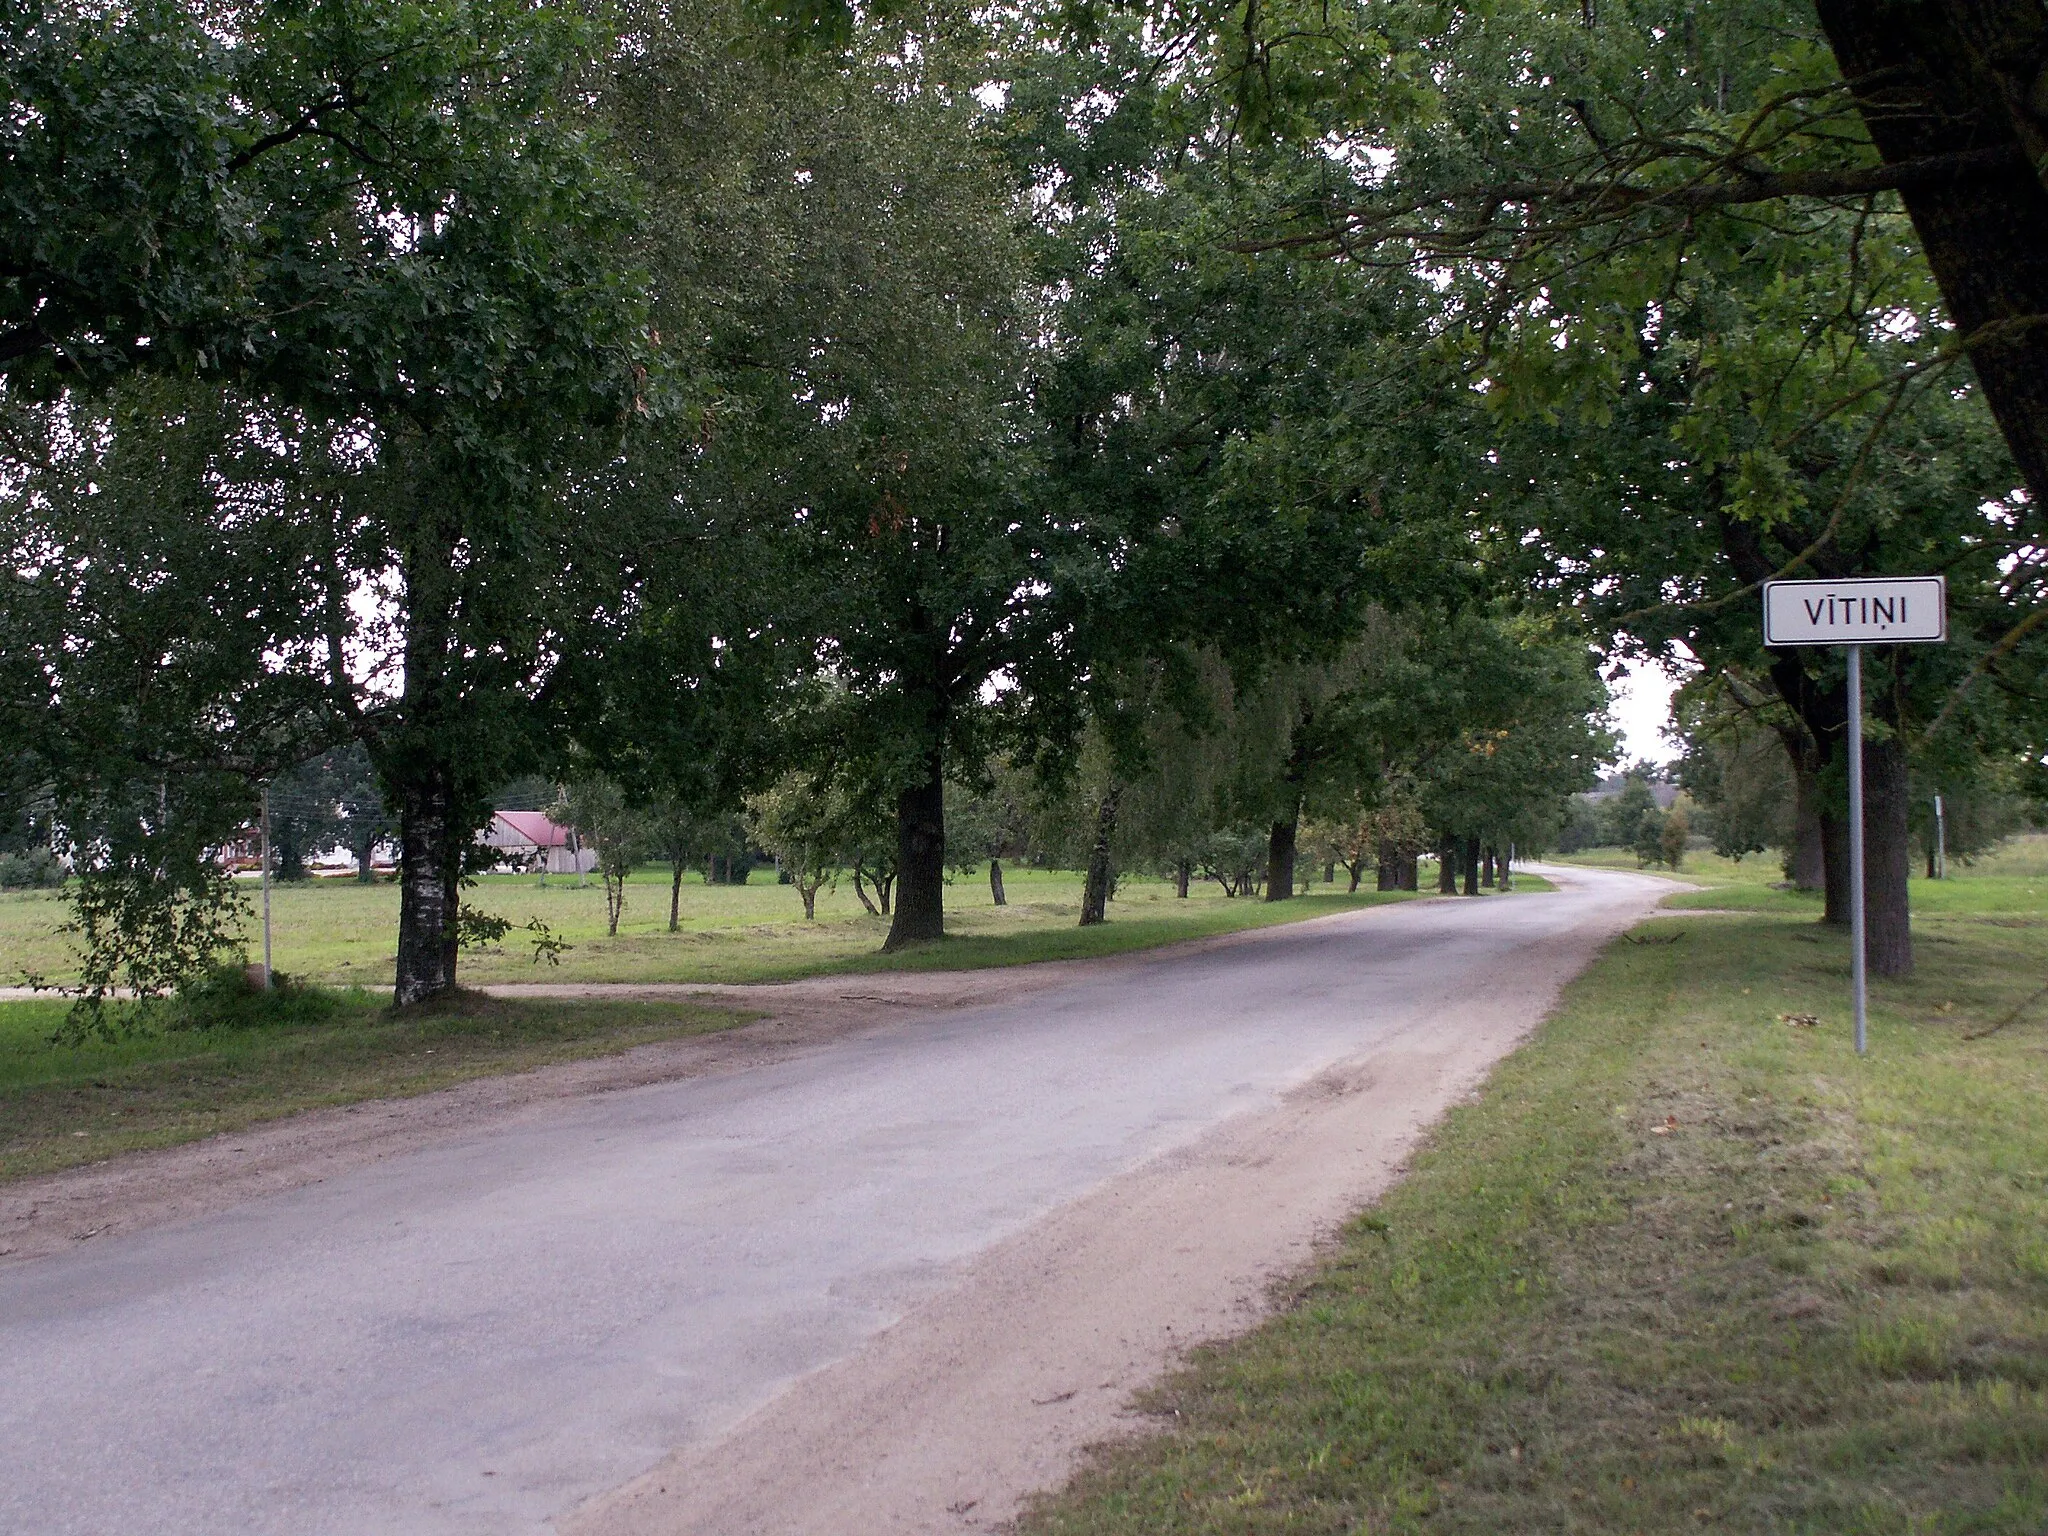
[1780,1012,1820,1028]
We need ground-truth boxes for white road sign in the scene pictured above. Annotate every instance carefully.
[1763,576,1946,647]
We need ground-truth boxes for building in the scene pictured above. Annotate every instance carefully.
[481,811,597,875]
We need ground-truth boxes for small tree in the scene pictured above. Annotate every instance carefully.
[558,776,642,936]
[641,795,699,933]
[1632,806,1669,870]
[1660,804,1691,873]
[746,774,843,921]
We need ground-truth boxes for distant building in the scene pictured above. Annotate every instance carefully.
[481,811,597,875]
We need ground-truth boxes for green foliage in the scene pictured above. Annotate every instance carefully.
[44,846,248,1045]
[454,907,514,950]
[1659,803,1691,871]
[746,773,846,920]
[0,847,62,889]
[524,916,573,966]
[163,963,348,1033]
[557,776,645,936]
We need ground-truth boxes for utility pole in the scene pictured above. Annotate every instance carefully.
[1933,793,1947,880]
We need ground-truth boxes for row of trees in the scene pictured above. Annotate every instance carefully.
[8,0,2046,1009]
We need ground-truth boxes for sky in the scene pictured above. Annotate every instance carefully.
[1607,656,1682,769]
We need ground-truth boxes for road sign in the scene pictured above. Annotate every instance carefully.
[1763,576,1945,646]
[1761,574,1947,1057]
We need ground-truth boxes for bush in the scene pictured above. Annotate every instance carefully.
[0,846,64,888]
[163,962,351,1032]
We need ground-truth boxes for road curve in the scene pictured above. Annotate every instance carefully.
[0,865,1669,1535]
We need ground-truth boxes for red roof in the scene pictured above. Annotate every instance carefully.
[492,810,572,848]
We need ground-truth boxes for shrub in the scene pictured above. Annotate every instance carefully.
[163,962,350,1032]
[0,846,64,888]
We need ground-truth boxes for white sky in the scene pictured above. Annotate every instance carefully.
[1607,655,1682,767]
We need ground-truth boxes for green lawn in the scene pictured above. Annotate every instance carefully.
[1018,848,2048,1535]
[0,864,1440,991]
[1554,835,2048,919]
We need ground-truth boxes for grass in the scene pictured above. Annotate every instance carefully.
[1555,836,2048,920]
[1017,844,2048,1535]
[0,864,1445,991]
[0,990,748,1185]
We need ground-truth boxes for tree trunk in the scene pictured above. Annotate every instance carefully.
[1347,860,1364,893]
[354,831,378,884]
[1463,836,1481,897]
[1788,763,1826,891]
[1324,859,1336,884]
[1376,838,1400,892]
[1175,859,1191,898]
[1079,787,1121,927]
[1482,846,1496,888]
[1927,843,1938,880]
[1866,733,1915,978]
[670,860,684,932]
[1814,0,2048,510]
[884,753,946,950]
[394,770,461,1006]
[851,862,881,917]
[1265,815,1299,902]
[989,858,1006,906]
[1438,836,1458,894]
[1496,845,1511,891]
[878,870,893,915]
[801,883,817,921]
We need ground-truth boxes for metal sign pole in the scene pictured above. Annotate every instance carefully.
[1934,793,1947,880]
[1763,575,1946,1059]
[260,784,274,991]
[1846,645,1866,1056]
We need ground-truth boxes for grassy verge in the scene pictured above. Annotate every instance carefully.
[1019,874,2048,1532]
[0,991,747,1184]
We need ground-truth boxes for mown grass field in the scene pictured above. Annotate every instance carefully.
[0,864,1438,990]
[1018,841,2048,1535]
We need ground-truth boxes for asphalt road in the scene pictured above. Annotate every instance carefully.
[0,866,1666,1535]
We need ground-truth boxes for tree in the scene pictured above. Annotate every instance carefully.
[746,774,844,921]
[641,795,704,933]
[4,0,657,1006]
[1660,804,1692,872]
[558,776,643,937]
[1075,0,2048,975]
[1677,695,1797,865]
